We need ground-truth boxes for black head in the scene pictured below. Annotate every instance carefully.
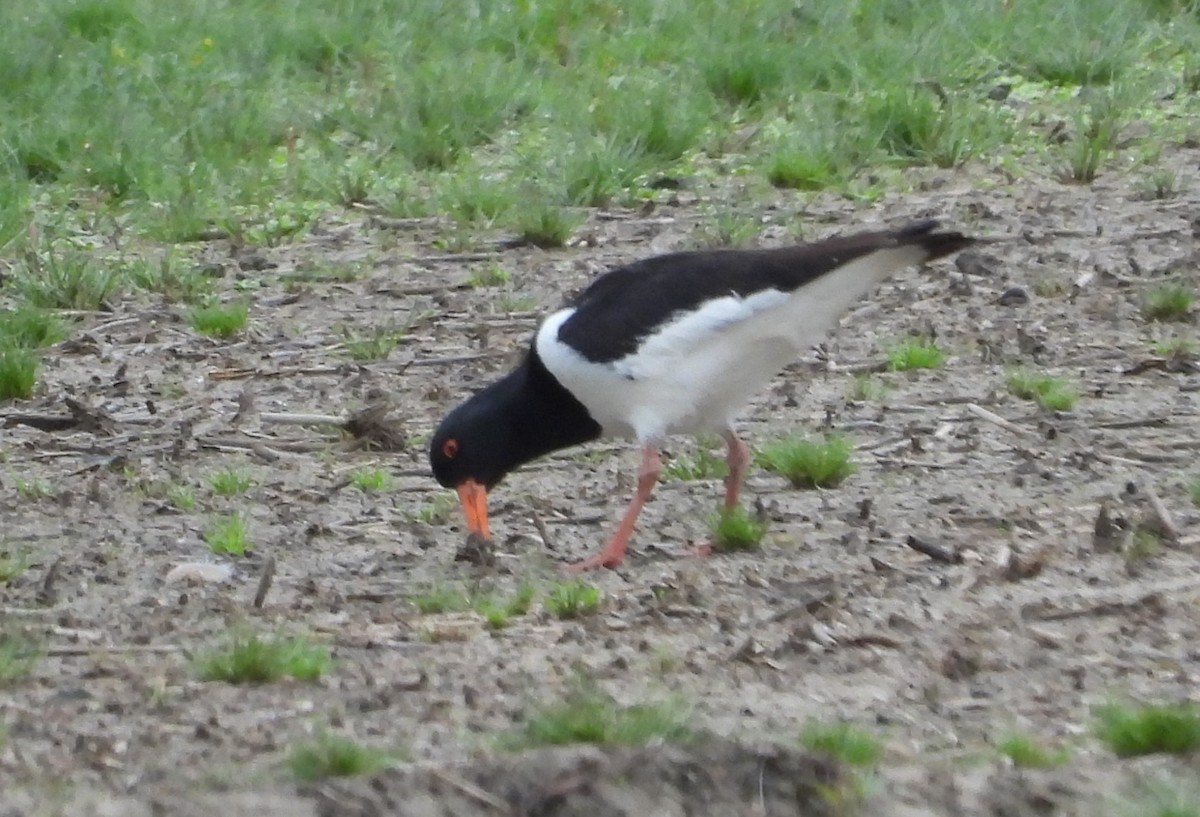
[428,397,519,492]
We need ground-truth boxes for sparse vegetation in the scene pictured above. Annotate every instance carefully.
[466,264,512,289]
[708,507,767,552]
[0,550,30,583]
[342,327,404,361]
[205,512,250,556]
[412,493,457,525]
[476,582,537,630]
[757,434,855,489]
[502,687,692,750]
[886,337,946,371]
[1190,478,1200,508]
[1006,370,1078,411]
[847,374,886,402]
[0,631,40,683]
[412,585,470,615]
[995,732,1070,768]
[545,580,602,620]
[1153,336,1196,358]
[1096,702,1200,757]
[0,348,39,401]
[168,484,197,511]
[1126,528,1164,563]
[662,445,729,481]
[288,731,393,782]
[1143,285,1194,323]
[208,468,253,496]
[195,631,330,684]
[190,301,249,338]
[801,721,882,767]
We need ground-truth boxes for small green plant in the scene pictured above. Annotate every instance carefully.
[1140,169,1179,200]
[15,247,123,310]
[886,337,946,371]
[205,512,250,556]
[709,507,767,552]
[1126,528,1164,563]
[477,581,537,629]
[14,478,51,500]
[412,584,470,614]
[168,483,197,510]
[412,493,456,525]
[0,306,68,349]
[1189,478,1200,508]
[466,264,512,289]
[995,732,1070,768]
[209,468,253,496]
[1143,285,1194,323]
[350,467,393,492]
[129,255,213,303]
[195,631,330,684]
[1096,702,1200,757]
[511,203,580,249]
[0,631,41,683]
[1063,97,1121,183]
[662,447,729,481]
[1006,371,1078,411]
[800,721,882,767]
[1154,336,1196,358]
[695,209,760,249]
[502,687,692,750]
[847,374,885,402]
[766,145,840,191]
[0,550,30,583]
[190,300,249,338]
[342,326,404,361]
[288,731,392,782]
[545,579,601,619]
[757,434,855,489]
[0,348,39,400]
[1032,277,1067,298]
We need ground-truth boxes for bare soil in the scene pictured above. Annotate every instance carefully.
[3,153,1200,816]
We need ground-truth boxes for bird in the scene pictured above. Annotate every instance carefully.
[430,220,975,570]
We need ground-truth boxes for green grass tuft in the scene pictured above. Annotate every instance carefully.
[545,579,601,620]
[995,732,1070,768]
[342,326,404,361]
[0,348,39,401]
[0,631,41,683]
[288,732,393,782]
[757,434,855,490]
[510,203,580,249]
[350,467,393,492]
[1143,285,1194,323]
[412,585,470,615]
[205,512,250,556]
[800,721,882,767]
[503,688,692,750]
[195,632,329,684]
[662,446,729,481]
[1096,702,1200,757]
[708,507,767,552]
[886,337,946,371]
[190,301,249,338]
[0,306,68,349]
[14,247,123,310]
[208,468,254,496]
[1006,371,1078,411]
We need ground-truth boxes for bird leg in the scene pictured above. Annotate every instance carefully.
[566,444,661,571]
[691,430,751,559]
[721,429,751,512]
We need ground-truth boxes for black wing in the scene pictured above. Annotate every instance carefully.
[556,220,972,363]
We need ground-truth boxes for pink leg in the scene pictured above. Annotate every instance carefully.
[721,430,751,512]
[566,445,661,571]
[692,430,751,559]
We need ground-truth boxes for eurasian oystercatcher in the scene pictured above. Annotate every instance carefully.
[430,220,974,570]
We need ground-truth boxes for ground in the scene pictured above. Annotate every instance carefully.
[3,151,1200,815]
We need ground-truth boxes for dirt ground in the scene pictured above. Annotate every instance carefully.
[3,150,1200,816]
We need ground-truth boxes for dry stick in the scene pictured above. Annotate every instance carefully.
[428,767,513,814]
[905,534,963,564]
[45,644,186,657]
[1143,484,1182,542]
[965,403,1036,439]
[253,556,276,609]
[259,412,347,426]
[531,511,556,552]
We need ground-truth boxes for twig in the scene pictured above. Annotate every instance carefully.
[429,767,513,814]
[45,644,186,657]
[259,412,347,426]
[253,556,276,609]
[905,534,962,564]
[1143,484,1182,542]
[965,403,1035,439]
[531,511,556,551]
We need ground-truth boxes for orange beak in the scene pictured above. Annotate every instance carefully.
[455,479,491,540]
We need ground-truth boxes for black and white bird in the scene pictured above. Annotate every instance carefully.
[430,220,974,570]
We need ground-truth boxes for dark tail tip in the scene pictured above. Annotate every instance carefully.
[897,219,975,261]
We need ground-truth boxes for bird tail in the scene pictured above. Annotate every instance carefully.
[894,220,975,262]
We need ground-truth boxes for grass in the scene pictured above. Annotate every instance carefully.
[995,732,1070,768]
[195,631,330,684]
[205,512,250,556]
[709,507,767,552]
[350,467,393,492]
[662,446,729,481]
[0,631,40,683]
[341,327,404,361]
[190,300,249,338]
[1006,370,1079,411]
[510,202,581,249]
[129,254,213,303]
[0,305,67,400]
[545,579,602,620]
[1139,168,1180,200]
[886,337,946,371]
[1143,285,1194,323]
[0,348,39,400]
[847,374,886,402]
[800,721,882,767]
[208,468,253,496]
[13,246,124,310]
[502,687,692,750]
[1154,336,1196,358]
[1096,702,1200,757]
[476,582,536,630]
[168,483,197,510]
[412,584,470,615]
[466,264,512,289]
[1126,528,1164,563]
[288,731,393,782]
[411,493,457,525]
[757,434,855,490]
[1190,478,1200,508]
[0,550,30,583]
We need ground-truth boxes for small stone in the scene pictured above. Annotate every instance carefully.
[164,562,234,585]
[997,286,1030,307]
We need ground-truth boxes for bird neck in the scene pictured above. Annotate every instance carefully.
[500,348,603,468]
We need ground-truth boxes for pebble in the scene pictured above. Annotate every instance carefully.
[164,562,234,585]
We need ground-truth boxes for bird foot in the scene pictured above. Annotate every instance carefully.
[564,548,626,572]
[680,542,715,559]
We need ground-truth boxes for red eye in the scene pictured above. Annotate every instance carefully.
[442,438,459,459]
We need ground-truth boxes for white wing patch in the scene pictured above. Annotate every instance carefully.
[537,243,928,442]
